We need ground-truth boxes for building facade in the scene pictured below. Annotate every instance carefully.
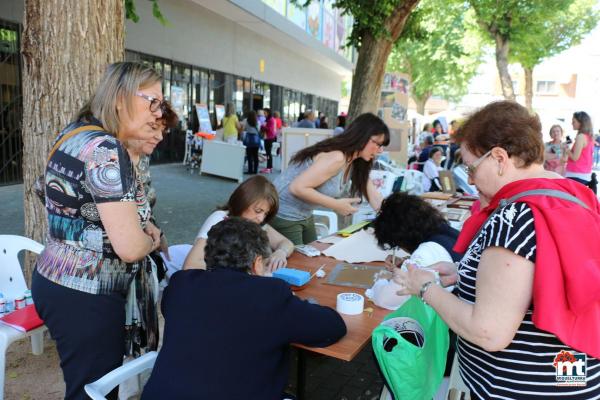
[0,0,353,184]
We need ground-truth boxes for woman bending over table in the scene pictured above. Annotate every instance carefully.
[271,113,389,245]
[183,175,294,271]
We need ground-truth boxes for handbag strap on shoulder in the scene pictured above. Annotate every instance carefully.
[500,189,590,210]
[470,188,590,247]
[47,125,104,163]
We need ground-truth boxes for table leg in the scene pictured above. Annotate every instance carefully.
[296,349,307,400]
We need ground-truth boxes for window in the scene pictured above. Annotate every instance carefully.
[536,81,557,94]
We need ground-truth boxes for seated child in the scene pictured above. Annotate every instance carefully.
[184,175,294,272]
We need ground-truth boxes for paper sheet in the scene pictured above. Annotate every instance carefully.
[317,235,344,244]
[322,229,409,263]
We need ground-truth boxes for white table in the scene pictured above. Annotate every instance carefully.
[200,140,245,182]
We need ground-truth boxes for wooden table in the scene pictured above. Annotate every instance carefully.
[287,242,391,398]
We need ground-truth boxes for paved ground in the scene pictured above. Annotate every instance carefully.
[0,163,386,400]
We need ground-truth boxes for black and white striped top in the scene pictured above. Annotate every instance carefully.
[457,202,600,399]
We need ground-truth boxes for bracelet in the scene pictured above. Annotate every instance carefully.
[419,280,435,305]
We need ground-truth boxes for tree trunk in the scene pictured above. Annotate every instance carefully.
[347,32,394,120]
[347,0,420,122]
[494,34,515,100]
[523,66,533,112]
[412,94,430,115]
[21,0,125,284]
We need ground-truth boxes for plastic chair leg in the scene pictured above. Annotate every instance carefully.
[0,335,8,400]
[30,331,43,356]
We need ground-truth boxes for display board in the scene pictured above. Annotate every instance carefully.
[195,103,213,135]
[378,72,411,167]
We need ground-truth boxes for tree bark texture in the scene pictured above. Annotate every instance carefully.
[494,34,515,101]
[21,0,125,283]
[413,94,430,115]
[524,66,533,112]
[347,0,420,122]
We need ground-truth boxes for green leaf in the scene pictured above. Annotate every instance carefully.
[125,0,140,23]
[388,0,484,105]
[124,0,170,26]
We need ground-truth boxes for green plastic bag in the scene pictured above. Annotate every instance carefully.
[372,296,449,400]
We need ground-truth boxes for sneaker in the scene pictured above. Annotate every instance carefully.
[260,168,272,174]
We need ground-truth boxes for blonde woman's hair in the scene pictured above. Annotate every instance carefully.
[77,62,162,136]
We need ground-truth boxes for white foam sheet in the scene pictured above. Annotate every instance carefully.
[317,235,344,244]
[322,229,409,263]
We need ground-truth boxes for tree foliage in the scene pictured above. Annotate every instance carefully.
[510,0,599,69]
[468,0,575,99]
[387,0,484,112]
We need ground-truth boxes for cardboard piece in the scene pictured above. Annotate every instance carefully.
[439,170,456,194]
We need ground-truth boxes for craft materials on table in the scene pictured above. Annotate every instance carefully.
[316,235,344,245]
[336,293,365,315]
[294,244,321,257]
[322,228,409,263]
[272,268,311,286]
[336,220,372,237]
[310,264,326,279]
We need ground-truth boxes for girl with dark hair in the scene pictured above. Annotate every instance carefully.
[423,146,444,191]
[243,110,260,174]
[260,108,277,173]
[183,175,294,271]
[432,119,445,139]
[369,192,462,310]
[272,113,390,245]
[566,111,595,191]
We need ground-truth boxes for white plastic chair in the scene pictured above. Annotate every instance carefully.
[84,351,158,400]
[0,235,47,400]
[312,210,338,239]
[446,354,471,399]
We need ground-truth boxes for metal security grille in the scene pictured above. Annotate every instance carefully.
[0,20,22,185]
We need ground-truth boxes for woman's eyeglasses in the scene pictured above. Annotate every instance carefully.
[136,92,166,114]
[370,138,385,149]
[462,149,492,176]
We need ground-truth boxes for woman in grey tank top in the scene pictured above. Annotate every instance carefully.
[272,113,390,244]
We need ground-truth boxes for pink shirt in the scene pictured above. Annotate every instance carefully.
[566,133,593,174]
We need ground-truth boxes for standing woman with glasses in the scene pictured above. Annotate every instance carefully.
[566,111,596,192]
[271,113,389,245]
[31,62,166,400]
[394,101,600,399]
